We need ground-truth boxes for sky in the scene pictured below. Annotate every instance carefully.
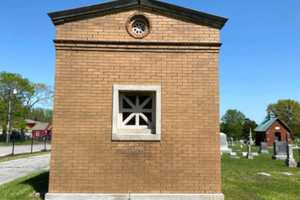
[0,0,299,123]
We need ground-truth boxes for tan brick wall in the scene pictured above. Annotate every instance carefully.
[49,9,222,194]
[56,9,219,43]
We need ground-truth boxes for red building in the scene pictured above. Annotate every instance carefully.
[26,119,52,138]
[255,116,292,146]
[32,123,52,138]
[25,119,37,129]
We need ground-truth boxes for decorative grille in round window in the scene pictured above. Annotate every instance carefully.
[132,20,147,36]
[127,15,150,39]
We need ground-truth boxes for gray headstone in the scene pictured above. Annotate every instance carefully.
[273,141,288,160]
[252,152,259,156]
[259,142,269,154]
[286,144,297,168]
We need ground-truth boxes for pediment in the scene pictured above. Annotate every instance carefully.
[49,0,227,29]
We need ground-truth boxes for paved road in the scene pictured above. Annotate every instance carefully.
[0,154,50,185]
[0,144,51,157]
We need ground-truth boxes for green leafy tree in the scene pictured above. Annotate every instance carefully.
[0,72,34,131]
[0,71,53,142]
[0,100,6,130]
[28,108,53,122]
[267,99,300,138]
[242,118,257,139]
[221,109,246,139]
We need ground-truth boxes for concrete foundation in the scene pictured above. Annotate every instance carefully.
[45,193,224,200]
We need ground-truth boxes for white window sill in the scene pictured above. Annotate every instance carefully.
[112,133,161,141]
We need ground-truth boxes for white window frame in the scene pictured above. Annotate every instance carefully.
[112,85,161,141]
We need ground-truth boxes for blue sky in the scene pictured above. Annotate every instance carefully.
[0,0,299,123]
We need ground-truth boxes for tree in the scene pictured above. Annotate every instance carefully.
[0,71,53,142]
[242,118,257,140]
[24,83,53,109]
[221,109,246,139]
[0,72,34,133]
[267,99,300,138]
[27,108,53,122]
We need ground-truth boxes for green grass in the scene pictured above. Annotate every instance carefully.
[230,143,260,153]
[0,147,299,200]
[222,147,300,200]
[0,171,48,200]
[0,151,50,163]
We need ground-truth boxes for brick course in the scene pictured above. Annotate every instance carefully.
[49,7,223,195]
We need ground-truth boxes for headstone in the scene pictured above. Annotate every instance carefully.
[220,133,232,154]
[259,142,269,154]
[230,152,237,156]
[293,146,300,167]
[229,152,240,159]
[242,152,247,157]
[273,141,287,160]
[252,152,259,156]
[286,144,297,168]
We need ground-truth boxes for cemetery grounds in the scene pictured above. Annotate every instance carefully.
[222,144,300,200]
[0,144,299,200]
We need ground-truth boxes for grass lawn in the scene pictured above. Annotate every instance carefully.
[0,151,50,163]
[0,147,299,200]
[223,145,300,200]
[0,171,48,200]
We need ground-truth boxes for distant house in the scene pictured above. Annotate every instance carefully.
[32,122,52,138]
[25,119,37,129]
[255,116,292,146]
[25,119,52,138]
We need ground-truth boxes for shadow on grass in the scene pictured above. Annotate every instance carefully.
[23,171,49,199]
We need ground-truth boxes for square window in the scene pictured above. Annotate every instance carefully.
[112,85,161,141]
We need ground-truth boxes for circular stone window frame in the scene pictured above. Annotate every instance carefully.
[126,14,151,39]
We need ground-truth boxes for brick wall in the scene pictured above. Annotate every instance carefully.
[56,10,219,43]
[266,121,292,146]
[49,8,222,194]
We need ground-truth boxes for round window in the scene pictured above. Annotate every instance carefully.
[127,15,150,39]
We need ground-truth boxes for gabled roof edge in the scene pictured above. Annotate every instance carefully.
[48,0,138,25]
[255,118,292,133]
[48,0,228,29]
[141,0,228,29]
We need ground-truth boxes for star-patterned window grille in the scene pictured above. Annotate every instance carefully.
[119,92,154,130]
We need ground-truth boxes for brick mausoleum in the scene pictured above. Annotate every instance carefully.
[255,116,292,146]
[47,0,227,199]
